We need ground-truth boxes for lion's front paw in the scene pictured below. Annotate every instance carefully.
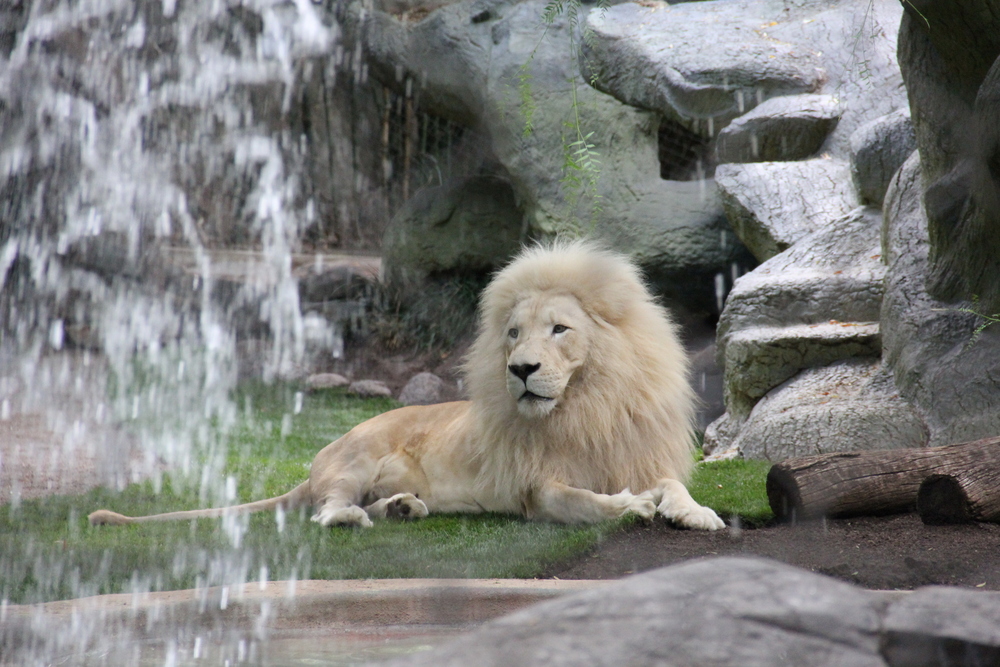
[658,500,725,531]
[385,493,429,520]
[610,489,656,520]
[311,504,374,528]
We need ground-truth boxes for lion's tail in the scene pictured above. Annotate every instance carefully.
[88,481,310,526]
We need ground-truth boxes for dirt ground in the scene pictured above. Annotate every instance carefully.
[546,512,1000,591]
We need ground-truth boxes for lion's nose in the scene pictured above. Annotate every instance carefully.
[508,363,541,382]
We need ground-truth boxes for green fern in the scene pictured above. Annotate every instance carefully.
[955,296,1000,347]
[517,0,610,233]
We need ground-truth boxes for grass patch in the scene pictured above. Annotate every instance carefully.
[0,383,772,605]
[689,458,774,527]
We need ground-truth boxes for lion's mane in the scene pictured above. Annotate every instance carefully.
[463,242,696,500]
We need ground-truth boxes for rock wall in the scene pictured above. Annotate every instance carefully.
[357,0,750,316]
[581,0,999,459]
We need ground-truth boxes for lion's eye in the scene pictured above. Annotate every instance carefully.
[552,324,568,334]
[508,328,518,339]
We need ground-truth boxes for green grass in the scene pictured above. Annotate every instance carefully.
[688,458,773,527]
[0,384,773,605]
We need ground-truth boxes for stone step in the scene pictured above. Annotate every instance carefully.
[723,321,881,415]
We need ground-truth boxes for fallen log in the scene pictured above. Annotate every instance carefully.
[766,436,1000,521]
[917,466,1000,525]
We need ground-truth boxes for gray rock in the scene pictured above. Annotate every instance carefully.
[881,152,1000,446]
[347,379,393,398]
[896,3,1000,312]
[382,557,887,667]
[716,94,842,163]
[583,0,907,157]
[716,159,859,262]
[358,0,745,314]
[382,557,1000,667]
[849,108,916,207]
[734,360,928,461]
[381,175,525,295]
[706,207,886,455]
[582,1,825,130]
[305,372,350,390]
[882,587,1000,665]
[722,322,881,415]
[398,371,444,405]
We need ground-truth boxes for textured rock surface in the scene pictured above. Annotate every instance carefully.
[706,207,889,455]
[716,94,842,163]
[384,556,1000,667]
[722,322,881,413]
[716,160,859,262]
[381,175,526,295]
[896,2,1000,312]
[583,0,906,155]
[849,108,916,207]
[358,0,744,313]
[398,371,445,405]
[734,360,927,461]
[881,153,1000,446]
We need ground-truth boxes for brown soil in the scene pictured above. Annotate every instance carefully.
[546,513,1000,591]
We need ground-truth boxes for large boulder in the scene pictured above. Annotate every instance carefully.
[881,152,1000,446]
[383,557,1000,667]
[732,360,928,461]
[704,207,896,456]
[356,0,746,314]
[582,0,907,157]
[896,2,1000,313]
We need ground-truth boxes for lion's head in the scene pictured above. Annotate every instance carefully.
[503,292,591,419]
[464,242,696,497]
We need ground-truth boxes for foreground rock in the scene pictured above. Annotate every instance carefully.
[383,557,1000,667]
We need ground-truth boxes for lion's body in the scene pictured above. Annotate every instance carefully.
[90,243,724,530]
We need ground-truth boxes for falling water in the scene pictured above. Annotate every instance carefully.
[0,0,343,662]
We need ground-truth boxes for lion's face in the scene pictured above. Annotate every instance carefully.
[504,293,591,419]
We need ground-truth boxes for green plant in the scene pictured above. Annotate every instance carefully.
[516,0,609,234]
[940,295,1000,348]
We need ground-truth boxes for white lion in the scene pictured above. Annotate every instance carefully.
[90,242,724,530]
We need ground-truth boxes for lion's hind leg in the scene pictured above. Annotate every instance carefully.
[649,478,725,530]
